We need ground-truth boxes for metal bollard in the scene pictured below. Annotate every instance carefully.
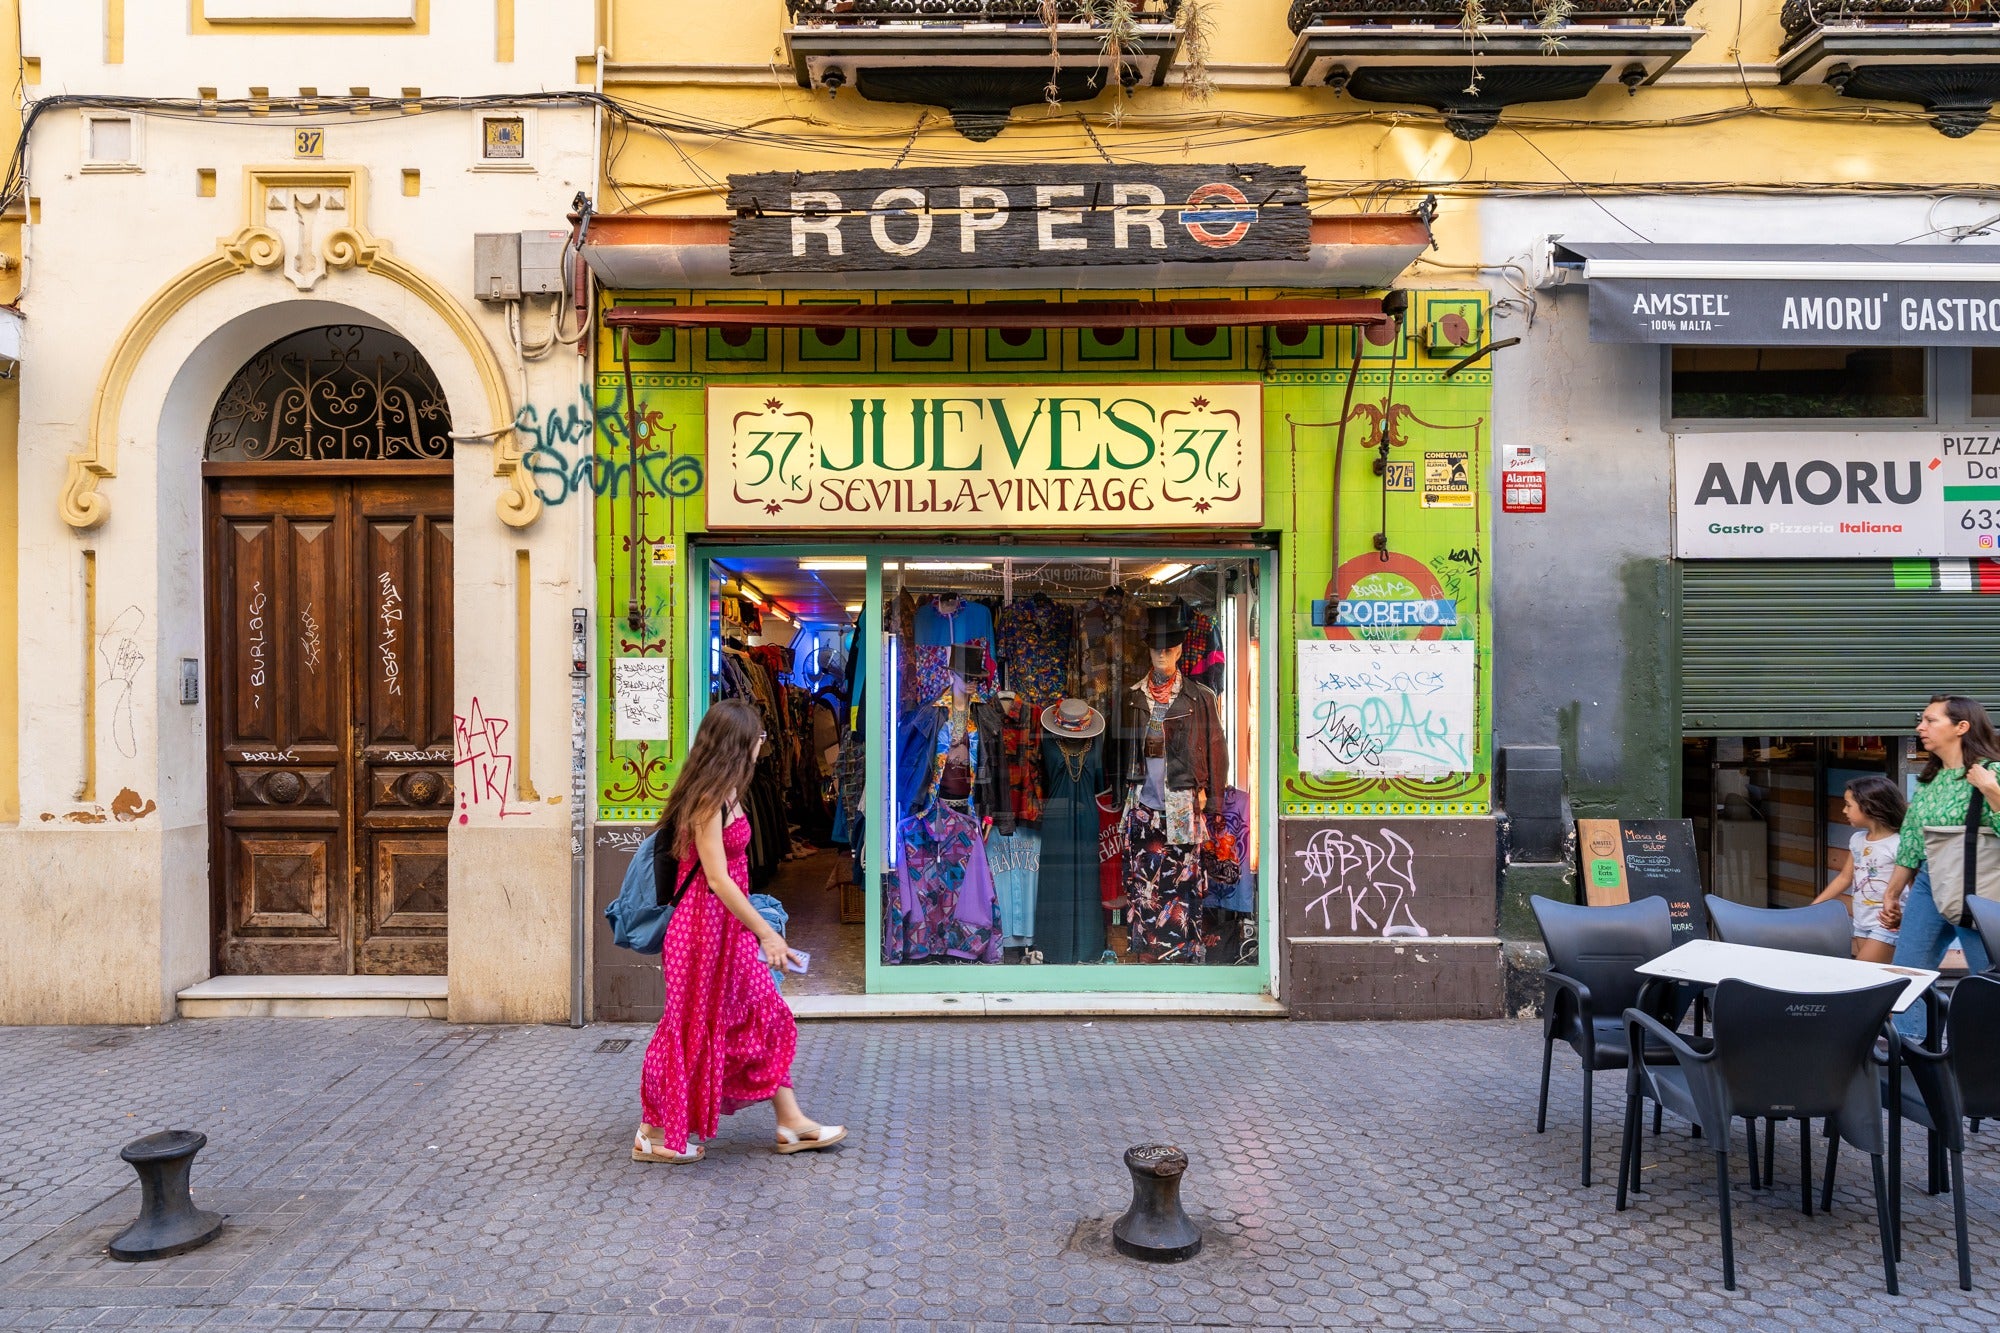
[1112,1144,1202,1262]
[108,1130,224,1262]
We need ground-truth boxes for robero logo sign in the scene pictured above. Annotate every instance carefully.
[726,165,1309,274]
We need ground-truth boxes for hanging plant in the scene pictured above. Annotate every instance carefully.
[1459,0,1487,94]
[1535,0,1575,53]
[1178,0,1216,103]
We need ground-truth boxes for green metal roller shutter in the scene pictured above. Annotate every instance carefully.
[1680,560,2000,735]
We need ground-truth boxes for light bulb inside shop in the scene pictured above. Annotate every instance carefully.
[1147,562,1193,584]
[844,603,862,614]
[798,558,867,571]
[739,589,766,607]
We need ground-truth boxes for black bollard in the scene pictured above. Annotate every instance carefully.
[1112,1144,1202,1262]
[108,1130,224,1261]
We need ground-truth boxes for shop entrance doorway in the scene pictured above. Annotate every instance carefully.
[201,326,455,975]
[693,543,1273,1000]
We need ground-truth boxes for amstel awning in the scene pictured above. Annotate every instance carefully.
[1555,241,2000,346]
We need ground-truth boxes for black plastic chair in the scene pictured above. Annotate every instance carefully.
[1704,895,1856,1187]
[1531,895,1677,1187]
[1891,974,2000,1290]
[1705,895,1853,958]
[1619,978,1903,1293]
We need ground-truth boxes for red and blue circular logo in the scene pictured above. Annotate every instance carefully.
[1179,183,1256,249]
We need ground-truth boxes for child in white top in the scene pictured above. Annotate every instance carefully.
[1810,775,1907,963]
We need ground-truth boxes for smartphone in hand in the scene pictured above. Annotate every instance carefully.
[783,949,811,975]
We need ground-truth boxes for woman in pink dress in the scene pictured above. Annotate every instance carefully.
[634,699,846,1163]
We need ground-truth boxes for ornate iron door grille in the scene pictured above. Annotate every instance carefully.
[206,325,454,463]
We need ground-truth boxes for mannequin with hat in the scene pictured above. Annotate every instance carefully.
[1110,603,1228,964]
[1032,697,1111,965]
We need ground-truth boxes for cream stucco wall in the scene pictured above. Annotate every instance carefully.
[1,0,601,1023]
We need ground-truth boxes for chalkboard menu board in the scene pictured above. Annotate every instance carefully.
[1576,819,1707,945]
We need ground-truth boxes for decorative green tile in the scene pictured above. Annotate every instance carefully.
[1264,324,1323,360]
[1169,325,1234,361]
[1079,324,1140,361]
[984,326,1048,361]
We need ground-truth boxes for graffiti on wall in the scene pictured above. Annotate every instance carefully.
[99,606,146,760]
[517,392,704,507]
[1295,825,1429,938]
[454,697,530,822]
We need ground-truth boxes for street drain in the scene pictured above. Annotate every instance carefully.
[594,1039,633,1053]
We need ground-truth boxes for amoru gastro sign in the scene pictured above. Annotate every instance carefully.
[705,384,1263,530]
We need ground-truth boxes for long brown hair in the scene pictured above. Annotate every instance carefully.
[1919,694,2000,783]
[657,698,762,855]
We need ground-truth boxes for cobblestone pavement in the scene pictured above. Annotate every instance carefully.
[5,1017,2000,1332]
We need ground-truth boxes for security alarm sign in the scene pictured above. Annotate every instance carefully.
[1501,447,1546,514]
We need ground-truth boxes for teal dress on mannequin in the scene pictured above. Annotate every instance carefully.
[1034,734,1108,965]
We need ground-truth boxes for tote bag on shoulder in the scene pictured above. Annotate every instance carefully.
[1925,786,2000,928]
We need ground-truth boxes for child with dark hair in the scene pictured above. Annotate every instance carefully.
[1810,774,1908,963]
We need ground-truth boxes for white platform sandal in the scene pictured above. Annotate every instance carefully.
[774,1123,847,1155]
[632,1127,704,1164]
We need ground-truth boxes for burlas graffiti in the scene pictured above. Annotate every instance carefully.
[516,391,704,506]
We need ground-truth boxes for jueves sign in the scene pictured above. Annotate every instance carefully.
[705,384,1262,529]
[1591,278,2000,346]
[1675,432,2000,558]
[726,165,1309,275]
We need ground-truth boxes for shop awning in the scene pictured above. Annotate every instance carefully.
[1554,241,2000,346]
[581,212,1430,293]
[602,296,1393,332]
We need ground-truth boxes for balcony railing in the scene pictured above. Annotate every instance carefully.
[788,0,1183,22]
[1782,0,1999,41]
[1288,0,1682,28]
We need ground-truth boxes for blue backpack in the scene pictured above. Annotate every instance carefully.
[603,831,790,965]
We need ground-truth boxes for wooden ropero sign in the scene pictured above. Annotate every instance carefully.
[1576,818,1707,946]
[727,165,1310,275]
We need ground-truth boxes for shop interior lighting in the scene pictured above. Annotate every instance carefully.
[799,558,868,571]
[844,602,862,613]
[902,560,993,571]
[1147,562,1193,584]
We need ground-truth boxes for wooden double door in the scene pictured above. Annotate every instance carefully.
[207,470,453,975]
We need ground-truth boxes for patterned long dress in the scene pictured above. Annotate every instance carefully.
[639,814,797,1152]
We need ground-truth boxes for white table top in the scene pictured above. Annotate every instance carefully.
[1636,938,1938,1014]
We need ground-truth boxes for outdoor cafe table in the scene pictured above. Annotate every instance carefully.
[1636,938,1939,1014]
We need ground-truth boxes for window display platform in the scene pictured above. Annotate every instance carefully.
[787,992,1287,1019]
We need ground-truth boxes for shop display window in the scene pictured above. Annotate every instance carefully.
[1670,346,1928,421]
[1684,735,1897,912]
[1974,347,2000,420]
[698,547,1267,997]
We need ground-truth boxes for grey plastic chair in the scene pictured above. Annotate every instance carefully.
[1705,895,1853,958]
[1620,977,1904,1293]
[1530,895,1678,1187]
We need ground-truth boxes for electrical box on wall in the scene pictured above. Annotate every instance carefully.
[519,230,568,296]
[473,232,521,302]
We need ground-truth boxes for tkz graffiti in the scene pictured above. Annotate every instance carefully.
[1296,826,1429,938]
[516,393,704,506]
[454,697,530,821]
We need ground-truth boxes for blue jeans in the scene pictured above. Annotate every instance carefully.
[1891,865,1993,1038]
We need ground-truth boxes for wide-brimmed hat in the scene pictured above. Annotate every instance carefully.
[946,643,988,681]
[1041,697,1106,739]
[1143,604,1189,649]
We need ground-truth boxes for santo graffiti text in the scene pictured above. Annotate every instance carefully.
[516,397,703,507]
